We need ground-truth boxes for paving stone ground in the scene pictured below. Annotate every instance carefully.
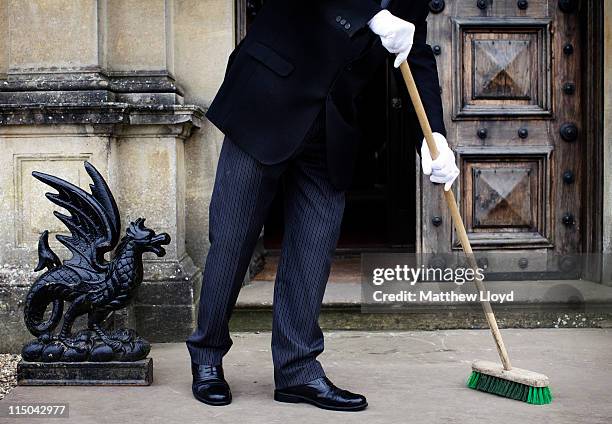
[0,354,19,401]
[1,329,611,424]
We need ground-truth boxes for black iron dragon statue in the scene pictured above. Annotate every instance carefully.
[21,162,170,362]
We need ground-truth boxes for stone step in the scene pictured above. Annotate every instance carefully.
[230,279,612,331]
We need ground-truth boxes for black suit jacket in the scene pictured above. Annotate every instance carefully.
[206,0,445,190]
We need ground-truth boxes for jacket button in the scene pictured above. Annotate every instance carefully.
[345,23,351,30]
[340,19,347,25]
[336,16,342,23]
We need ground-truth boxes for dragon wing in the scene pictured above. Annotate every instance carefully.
[32,162,121,276]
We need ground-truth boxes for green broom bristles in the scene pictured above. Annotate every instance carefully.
[467,371,553,405]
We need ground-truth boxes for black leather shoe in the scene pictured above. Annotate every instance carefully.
[274,377,367,411]
[191,362,232,406]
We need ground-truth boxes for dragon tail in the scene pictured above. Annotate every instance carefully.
[23,279,64,337]
[34,230,61,272]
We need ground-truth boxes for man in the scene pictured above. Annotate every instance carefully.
[186,0,459,411]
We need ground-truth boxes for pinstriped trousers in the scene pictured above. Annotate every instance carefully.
[186,115,345,389]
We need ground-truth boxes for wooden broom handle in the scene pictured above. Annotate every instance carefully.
[399,61,512,371]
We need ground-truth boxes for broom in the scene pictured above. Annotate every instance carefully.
[398,60,552,405]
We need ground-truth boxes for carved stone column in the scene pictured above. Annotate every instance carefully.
[0,0,205,347]
[111,110,205,341]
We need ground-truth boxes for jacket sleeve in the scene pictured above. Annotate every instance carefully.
[396,20,447,148]
[321,0,383,38]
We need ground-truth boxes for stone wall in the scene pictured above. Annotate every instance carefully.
[0,0,235,351]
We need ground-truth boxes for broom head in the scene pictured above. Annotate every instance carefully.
[468,360,552,405]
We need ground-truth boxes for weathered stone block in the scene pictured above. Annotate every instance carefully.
[130,259,202,342]
[8,0,100,70]
[131,304,196,343]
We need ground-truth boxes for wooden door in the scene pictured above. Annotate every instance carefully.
[422,0,583,272]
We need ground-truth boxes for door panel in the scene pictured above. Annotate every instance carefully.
[424,1,583,268]
[452,18,552,118]
[457,146,552,248]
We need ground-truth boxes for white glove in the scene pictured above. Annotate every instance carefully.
[368,10,415,68]
[421,132,460,191]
